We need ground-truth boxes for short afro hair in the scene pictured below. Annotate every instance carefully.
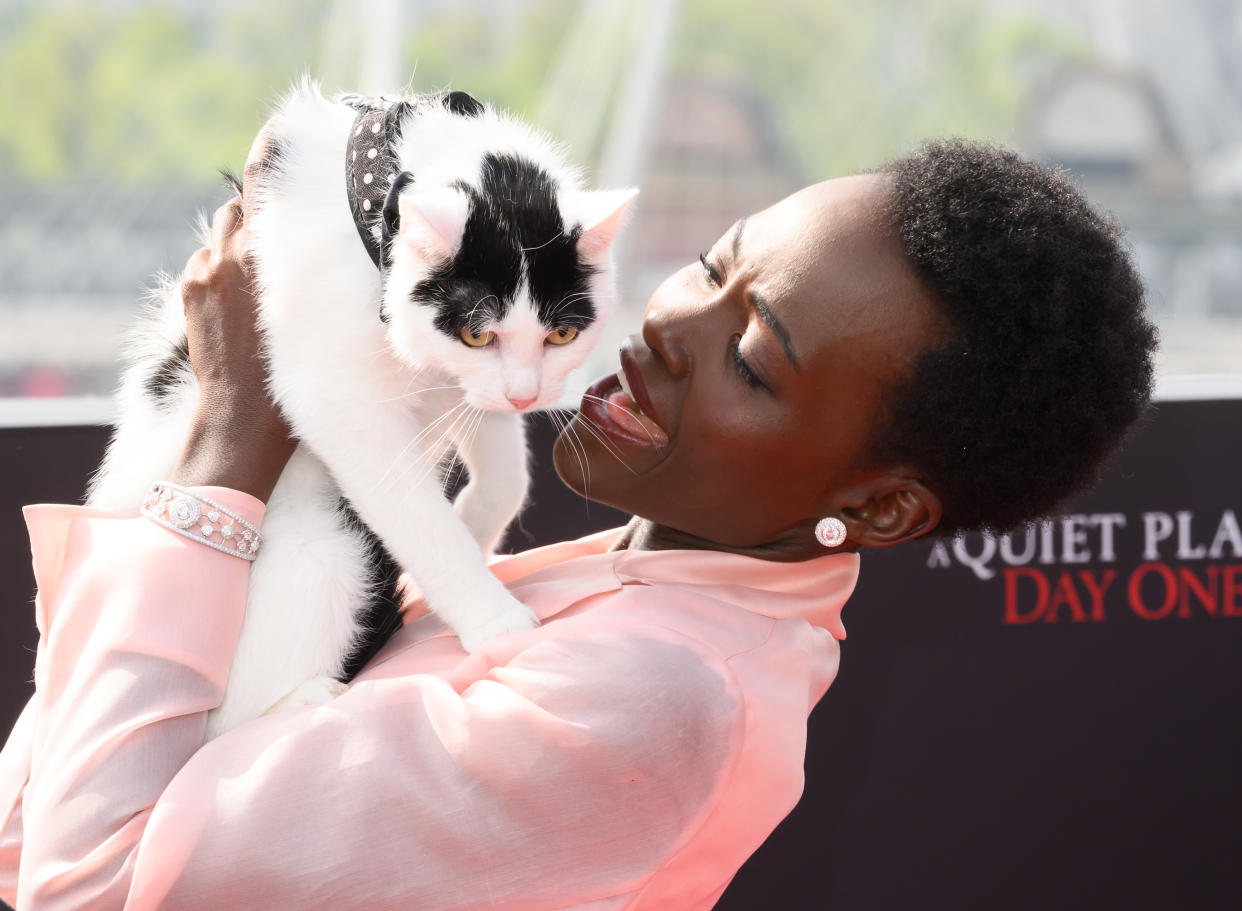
[869,139,1157,535]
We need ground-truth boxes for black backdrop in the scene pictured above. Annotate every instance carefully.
[1,399,1239,909]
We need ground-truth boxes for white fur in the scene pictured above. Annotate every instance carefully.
[90,80,633,739]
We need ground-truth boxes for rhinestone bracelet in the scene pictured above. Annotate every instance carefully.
[141,482,263,561]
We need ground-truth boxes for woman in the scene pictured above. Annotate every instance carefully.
[0,140,1155,909]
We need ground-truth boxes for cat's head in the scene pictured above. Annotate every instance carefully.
[381,153,636,412]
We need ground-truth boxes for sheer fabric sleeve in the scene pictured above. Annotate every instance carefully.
[10,501,742,911]
[13,491,261,910]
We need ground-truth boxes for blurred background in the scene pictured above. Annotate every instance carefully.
[0,0,1239,412]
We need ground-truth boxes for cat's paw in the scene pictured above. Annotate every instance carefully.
[262,676,349,716]
[456,600,540,653]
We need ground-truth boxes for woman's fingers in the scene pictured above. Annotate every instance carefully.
[181,195,247,320]
[179,194,260,389]
[183,244,211,280]
[180,246,211,314]
[168,135,296,500]
[209,197,246,260]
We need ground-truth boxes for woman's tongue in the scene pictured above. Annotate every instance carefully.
[606,388,668,444]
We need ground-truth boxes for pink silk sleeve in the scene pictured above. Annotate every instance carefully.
[3,500,742,910]
[12,489,262,910]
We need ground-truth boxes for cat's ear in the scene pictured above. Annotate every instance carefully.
[397,187,470,264]
[573,188,639,260]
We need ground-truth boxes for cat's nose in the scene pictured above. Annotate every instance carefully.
[507,394,537,410]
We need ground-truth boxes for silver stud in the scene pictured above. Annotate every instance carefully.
[367,148,377,159]
[814,517,847,548]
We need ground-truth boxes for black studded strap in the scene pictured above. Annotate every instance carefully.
[339,93,419,271]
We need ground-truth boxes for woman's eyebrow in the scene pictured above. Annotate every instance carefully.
[732,217,799,371]
[751,289,800,372]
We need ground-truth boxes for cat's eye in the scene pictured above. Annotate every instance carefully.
[459,327,496,347]
[545,327,579,346]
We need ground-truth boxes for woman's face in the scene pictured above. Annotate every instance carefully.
[553,174,944,552]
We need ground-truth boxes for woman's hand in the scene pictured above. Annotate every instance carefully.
[170,193,296,501]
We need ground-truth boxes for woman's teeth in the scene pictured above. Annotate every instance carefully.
[616,370,644,415]
[605,370,668,444]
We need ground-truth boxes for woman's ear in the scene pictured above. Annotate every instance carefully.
[836,475,942,548]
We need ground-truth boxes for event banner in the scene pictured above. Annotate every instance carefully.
[921,504,1238,626]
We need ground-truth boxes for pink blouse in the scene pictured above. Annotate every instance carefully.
[0,489,857,910]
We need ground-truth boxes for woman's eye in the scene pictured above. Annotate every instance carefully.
[699,252,721,288]
[730,335,765,389]
[545,326,579,346]
[459,326,496,347]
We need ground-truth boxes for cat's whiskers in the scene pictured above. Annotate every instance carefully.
[374,361,425,401]
[464,295,500,329]
[547,409,597,501]
[373,384,462,404]
[375,400,470,491]
[426,405,489,497]
[579,392,661,447]
[447,405,486,489]
[572,417,641,477]
[547,409,593,497]
[520,230,567,254]
[365,339,400,369]
[555,403,641,477]
[398,402,480,496]
[551,407,644,513]
[545,291,592,319]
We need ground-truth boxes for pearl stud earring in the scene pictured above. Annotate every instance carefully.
[815,516,847,548]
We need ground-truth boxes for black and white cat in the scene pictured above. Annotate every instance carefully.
[88,80,635,739]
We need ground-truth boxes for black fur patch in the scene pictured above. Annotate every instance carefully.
[442,90,484,118]
[409,153,596,337]
[144,335,191,406]
[379,170,416,285]
[336,499,406,683]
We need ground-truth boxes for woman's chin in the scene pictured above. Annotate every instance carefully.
[551,372,675,510]
[551,418,591,497]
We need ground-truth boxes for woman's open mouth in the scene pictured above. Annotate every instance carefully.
[579,362,669,448]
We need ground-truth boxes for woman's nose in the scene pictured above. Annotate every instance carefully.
[641,309,691,379]
[641,284,697,379]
